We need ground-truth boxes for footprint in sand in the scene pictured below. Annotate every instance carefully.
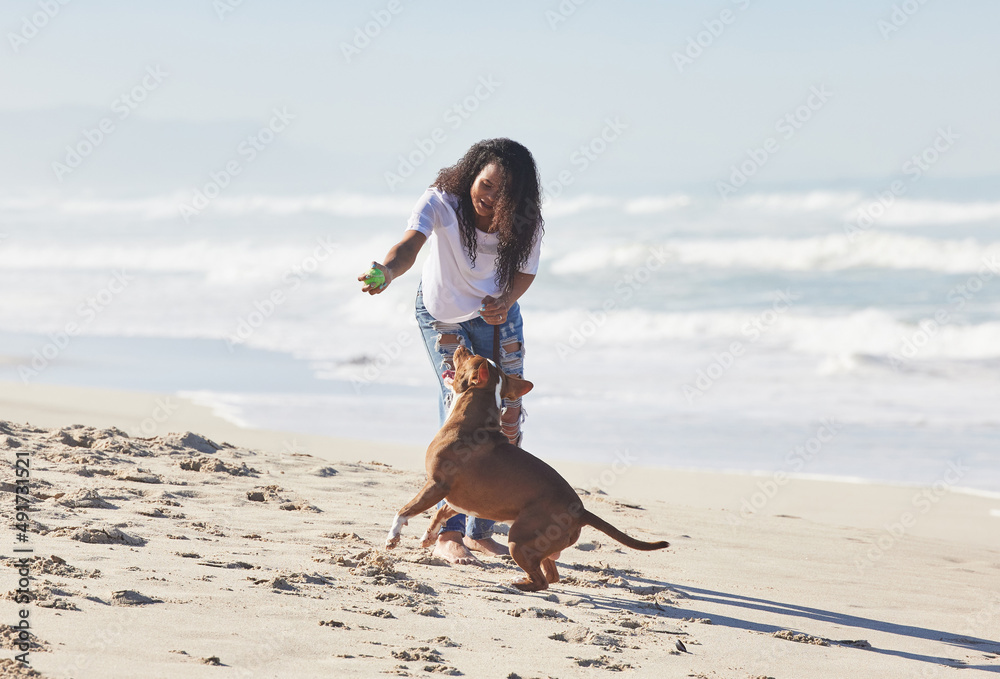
[137,506,186,519]
[0,657,49,677]
[322,531,367,542]
[389,647,461,675]
[55,489,117,509]
[319,620,350,629]
[6,555,101,579]
[425,636,460,648]
[0,626,50,653]
[549,625,620,646]
[6,583,81,611]
[159,431,224,455]
[111,589,162,606]
[180,456,258,477]
[506,607,570,621]
[358,607,395,619]
[278,500,321,512]
[246,485,319,509]
[374,591,442,617]
[68,526,146,546]
[771,629,830,646]
[397,580,436,595]
[572,654,634,671]
[113,469,163,484]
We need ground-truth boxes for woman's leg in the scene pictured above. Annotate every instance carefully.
[415,284,471,428]
[414,285,470,540]
[468,302,527,445]
[497,301,527,446]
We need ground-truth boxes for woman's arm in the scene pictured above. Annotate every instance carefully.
[359,230,427,295]
[480,272,535,324]
[503,271,535,307]
[383,229,428,280]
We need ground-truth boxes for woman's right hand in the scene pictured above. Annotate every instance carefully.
[358,261,393,295]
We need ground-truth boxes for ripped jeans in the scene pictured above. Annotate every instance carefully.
[415,282,526,540]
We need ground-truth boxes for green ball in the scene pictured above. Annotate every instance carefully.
[364,267,385,288]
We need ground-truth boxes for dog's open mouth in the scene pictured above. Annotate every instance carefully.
[441,369,455,388]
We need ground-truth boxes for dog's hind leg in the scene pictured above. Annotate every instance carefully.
[507,540,549,592]
[541,556,560,584]
[420,502,458,548]
[385,480,448,549]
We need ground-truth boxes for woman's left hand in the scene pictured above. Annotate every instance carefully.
[480,295,509,325]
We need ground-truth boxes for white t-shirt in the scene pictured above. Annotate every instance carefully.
[406,187,541,323]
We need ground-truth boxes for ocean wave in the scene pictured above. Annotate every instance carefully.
[549,232,1000,274]
[0,239,390,280]
[868,199,1000,226]
[542,194,619,217]
[4,231,996,278]
[623,195,693,214]
[0,192,415,220]
[3,191,695,221]
[209,193,414,217]
[3,189,998,226]
[731,191,863,213]
[730,193,1000,225]
[529,307,1000,361]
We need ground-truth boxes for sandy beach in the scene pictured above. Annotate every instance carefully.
[5,1,1000,677]
[1,380,997,679]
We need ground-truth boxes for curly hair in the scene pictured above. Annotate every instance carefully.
[433,138,544,294]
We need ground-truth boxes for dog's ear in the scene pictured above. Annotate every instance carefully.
[470,362,490,388]
[501,374,533,400]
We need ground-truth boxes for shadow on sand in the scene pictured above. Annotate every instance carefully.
[531,567,1000,674]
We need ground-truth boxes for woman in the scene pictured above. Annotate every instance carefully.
[359,138,544,565]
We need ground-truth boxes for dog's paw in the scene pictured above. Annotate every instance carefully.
[385,536,400,550]
[511,578,546,592]
[419,532,435,548]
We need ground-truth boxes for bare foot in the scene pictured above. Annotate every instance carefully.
[463,536,510,557]
[433,531,481,565]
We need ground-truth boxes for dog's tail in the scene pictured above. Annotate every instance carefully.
[581,510,670,551]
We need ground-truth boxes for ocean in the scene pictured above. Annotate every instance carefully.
[2,188,998,495]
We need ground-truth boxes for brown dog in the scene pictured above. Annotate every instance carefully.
[385,344,669,591]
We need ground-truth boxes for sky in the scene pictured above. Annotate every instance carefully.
[2,0,999,199]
